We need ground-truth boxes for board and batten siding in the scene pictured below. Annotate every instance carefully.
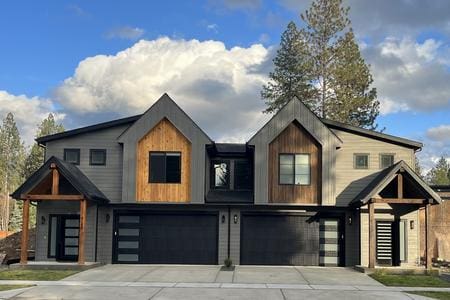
[249,98,341,205]
[333,129,415,207]
[44,125,128,203]
[118,94,211,203]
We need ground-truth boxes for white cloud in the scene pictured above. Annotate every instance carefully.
[364,37,450,114]
[105,26,145,40]
[54,37,272,142]
[426,125,450,141]
[218,0,261,10]
[0,91,63,146]
[206,23,219,33]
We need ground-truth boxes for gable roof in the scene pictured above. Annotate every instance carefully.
[117,93,212,143]
[322,118,423,150]
[350,160,441,207]
[11,156,109,203]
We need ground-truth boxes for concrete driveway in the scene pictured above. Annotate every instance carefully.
[61,264,382,286]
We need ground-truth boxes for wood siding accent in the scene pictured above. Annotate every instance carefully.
[268,122,321,204]
[136,118,191,202]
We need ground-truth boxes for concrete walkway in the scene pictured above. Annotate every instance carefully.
[0,265,448,299]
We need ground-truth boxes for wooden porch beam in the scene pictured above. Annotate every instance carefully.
[20,199,30,265]
[397,173,403,199]
[425,203,432,269]
[368,201,375,269]
[78,198,87,265]
[51,163,59,195]
[21,194,84,201]
[371,198,425,204]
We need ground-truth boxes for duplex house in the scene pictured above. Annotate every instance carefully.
[13,94,442,268]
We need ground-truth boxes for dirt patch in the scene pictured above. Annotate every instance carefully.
[0,228,35,264]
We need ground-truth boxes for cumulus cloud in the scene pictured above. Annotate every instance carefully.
[206,23,219,33]
[54,37,272,142]
[363,37,450,114]
[0,91,63,146]
[105,26,145,40]
[426,125,450,141]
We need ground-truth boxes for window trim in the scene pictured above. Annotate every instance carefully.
[278,153,311,186]
[210,159,231,190]
[148,151,182,184]
[354,153,369,170]
[63,148,80,165]
[89,149,107,166]
[379,153,395,169]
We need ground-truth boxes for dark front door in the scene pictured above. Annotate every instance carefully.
[113,212,218,264]
[376,220,407,266]
[49,215,80,261]
[241,213,321,266]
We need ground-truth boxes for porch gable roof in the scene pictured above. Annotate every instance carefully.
[350,160,441,207]
[11,156,109,204]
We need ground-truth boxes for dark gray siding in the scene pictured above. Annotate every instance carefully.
[45,125,128,203]
[248,99,341,205]
[118,95,211,203]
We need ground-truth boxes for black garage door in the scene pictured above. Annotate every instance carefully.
[241,213,342,266]
[113,212,218,264]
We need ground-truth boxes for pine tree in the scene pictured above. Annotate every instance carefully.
[414,155,424,179]
[261,21,315,113]
[426,156,450,185]
[261,0,380,129]
[0,113,25,231]
[23,113,64,178]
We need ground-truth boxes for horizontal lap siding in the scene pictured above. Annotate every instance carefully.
[333,129,415,207]
[45,125,128,203]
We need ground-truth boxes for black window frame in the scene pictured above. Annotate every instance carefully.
[233,159,253,190]
[210,159,231,190]
[89,149,107,166]
[354,153,369,169]
[64,148,80,165]
[278,153,311,186]
[148,151,182,184]
[379,153,395,169]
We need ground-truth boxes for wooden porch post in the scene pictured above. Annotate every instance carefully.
[20,199,30,264]
[425,203,432,269]
[78,199,87,265]
[397,173,403,199]
[368,200,375,268]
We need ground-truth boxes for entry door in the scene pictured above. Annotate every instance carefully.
[50,215,80,261]
[376,220,407,266]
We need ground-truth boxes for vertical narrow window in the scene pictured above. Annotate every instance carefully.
[399,220,407,262]
[211,161,230,189]
[64,149,80,165]
[149,152,181,183]
[380,154,394,169]
[354,154,369,169]
[279,154,311,185]
[48,216,57,258]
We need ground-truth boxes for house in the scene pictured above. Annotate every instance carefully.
[12,94,442,268]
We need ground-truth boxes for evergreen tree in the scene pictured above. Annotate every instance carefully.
[0,113,25,231]
[261,21,315,113]
[23,113,64,178]
[414,155,424,179]
[261,0,380,129]
[426,156,450,185]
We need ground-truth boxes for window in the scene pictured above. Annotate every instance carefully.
[234,160,252,190]
[64,149,80,165]
[211,160,230,189]
[354,154,369,169]
[380,154,394,169]
[90,149,106,166]
[279,154,311,185]
[149,152,181,183]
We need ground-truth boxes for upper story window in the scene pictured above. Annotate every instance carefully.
[64,148,80,165]
[234,160,252,190]
[279,154,311,185]
[354,153,369,169]
[211,160,230,189]
[90,149,106,166]
[149,152,181,183]
[380,153,394,169]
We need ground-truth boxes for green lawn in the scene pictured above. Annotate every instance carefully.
[0,269,79,281]
[408,291,450,300]
[370,272,450,287]
[0,285,33,291]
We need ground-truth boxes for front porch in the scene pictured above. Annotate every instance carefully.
[351,161,442,270]
[11,156,109,266]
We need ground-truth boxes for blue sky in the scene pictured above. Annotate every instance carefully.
[1,0,450,170]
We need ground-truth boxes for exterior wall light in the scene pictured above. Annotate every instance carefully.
[410,220,414,230]
[233,214,238,224]
[221,215,226,223]
[105,213,110,223]
[348,216,352,226]
[41,216,46,225]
